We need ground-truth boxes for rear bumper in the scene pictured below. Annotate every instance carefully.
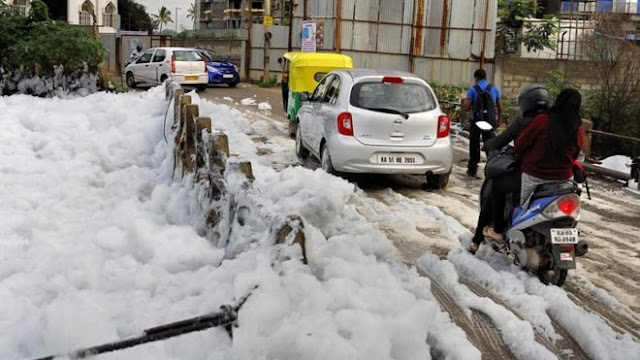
[209,72,240,84]
[327,135,453,174]
[172,73,208,85]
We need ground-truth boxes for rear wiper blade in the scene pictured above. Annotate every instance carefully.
[363,107,409,119]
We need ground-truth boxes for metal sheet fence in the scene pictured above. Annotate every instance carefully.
[249,0,497,86]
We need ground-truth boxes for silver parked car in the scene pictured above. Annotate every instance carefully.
[124,47,208,90]
[295,69,453,188]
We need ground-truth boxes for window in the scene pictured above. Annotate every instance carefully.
[103,2,116,27]
[79,0,94,25]
[313,72,328,82]
[350,82,437,114]
[152,49,166,62]
[311,74,334,102]
[198,50,223,62]
[136,50,154,64]
[172,51,203,61]
[13,0,27,16]
[325,76,341,104]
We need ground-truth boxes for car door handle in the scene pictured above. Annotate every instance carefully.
[145,65,149,67]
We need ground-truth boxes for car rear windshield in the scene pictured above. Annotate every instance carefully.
[350,82,437,114]
[173,51,203,61]
[200,51,224,62]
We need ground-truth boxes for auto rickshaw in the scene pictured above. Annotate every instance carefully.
[278,52,354,136]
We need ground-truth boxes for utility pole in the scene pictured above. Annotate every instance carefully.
[263,0,271,82]
[287,0,294,51]
[245,0,253,81]
[303,0,308,20]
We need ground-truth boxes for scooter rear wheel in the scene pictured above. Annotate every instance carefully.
[537,267,568,287]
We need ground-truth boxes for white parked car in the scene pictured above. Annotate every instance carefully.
[295,69,453,188]
[124,47,208,90]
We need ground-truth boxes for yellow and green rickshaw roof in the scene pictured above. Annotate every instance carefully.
[283,52,354,92]
[283,52,354,68]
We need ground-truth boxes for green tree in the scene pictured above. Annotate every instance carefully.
[497,0,558,54]
[152,6,173,32]
[0,0,105,94]
[187,1,196,29]
[118,0,153,32]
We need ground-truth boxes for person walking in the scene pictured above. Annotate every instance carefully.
[463,68,503,178]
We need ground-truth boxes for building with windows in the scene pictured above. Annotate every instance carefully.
[195,0,287,30]
[3,0,119,32]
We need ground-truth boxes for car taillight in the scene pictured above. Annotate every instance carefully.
[337,112,353,136]
[543,193,580,219]
[437,115,450,138]
[171,54,176,73]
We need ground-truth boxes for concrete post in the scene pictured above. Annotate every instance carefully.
[582,119,593,159]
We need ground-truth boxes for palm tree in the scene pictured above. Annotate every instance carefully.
[152,6,173,32]
[187,1,196,30]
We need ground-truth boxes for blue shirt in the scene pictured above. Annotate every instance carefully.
[467,79,501,121]
[466,79,501,104]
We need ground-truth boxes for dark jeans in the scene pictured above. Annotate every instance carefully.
[468,124,495,174]
[472,172,521,245]
[490,171,522,234]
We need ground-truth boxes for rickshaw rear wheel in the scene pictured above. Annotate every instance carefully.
[288,121,296,137]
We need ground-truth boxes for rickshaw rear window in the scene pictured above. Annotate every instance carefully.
[314,72,328,82]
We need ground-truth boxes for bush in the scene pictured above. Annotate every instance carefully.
[256,75,277,88]
[0,0,105,95]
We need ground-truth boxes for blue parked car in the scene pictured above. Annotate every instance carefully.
[196,49,240,88]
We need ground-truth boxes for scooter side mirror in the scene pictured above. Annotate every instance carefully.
[475,121,493,131]
[299,92,310,102]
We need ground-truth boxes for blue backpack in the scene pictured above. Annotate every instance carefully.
[473,84,497,126]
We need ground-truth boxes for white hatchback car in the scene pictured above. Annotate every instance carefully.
[124,47,208,90]
[295,69,453,188]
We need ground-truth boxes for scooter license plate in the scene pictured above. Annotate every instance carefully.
[550,228,579,244]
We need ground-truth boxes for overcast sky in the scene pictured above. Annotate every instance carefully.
[136,0,194,31]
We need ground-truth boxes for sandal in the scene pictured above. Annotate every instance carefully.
[483,227,505,243]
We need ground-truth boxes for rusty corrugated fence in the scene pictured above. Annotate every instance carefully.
[250,0,497,86]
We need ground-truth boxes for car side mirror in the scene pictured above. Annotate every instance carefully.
[300,92,310,102]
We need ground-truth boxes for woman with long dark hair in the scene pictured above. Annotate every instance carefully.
[480,88,585,243]
[517,88,585,209]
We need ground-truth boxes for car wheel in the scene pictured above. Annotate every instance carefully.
[196,84,207,92]
[160,74,168,83]
[229,81,238,88]
[321,144,336,175]
[295,123,309,160]
[426,172,450,189]
[126,72,136,88]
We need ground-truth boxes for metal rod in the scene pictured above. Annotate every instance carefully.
[440,0,449,56]
[335,0,342,52]
[30,290,255,360]
[409,0,417,73]
[303,0,308,20]
[248,46,496,63]
[245,0,252,81]
[287,0,294,51]
[480,0,490,68]
[588,130,640,143]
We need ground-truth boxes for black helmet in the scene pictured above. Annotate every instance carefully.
[517,84,549,115]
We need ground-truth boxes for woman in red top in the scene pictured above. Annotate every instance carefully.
[516,88,585,208]
[482,88,584,242]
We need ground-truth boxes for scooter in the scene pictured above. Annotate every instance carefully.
[477,121,589,287]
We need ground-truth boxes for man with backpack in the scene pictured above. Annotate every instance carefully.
[463,69,503,178]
